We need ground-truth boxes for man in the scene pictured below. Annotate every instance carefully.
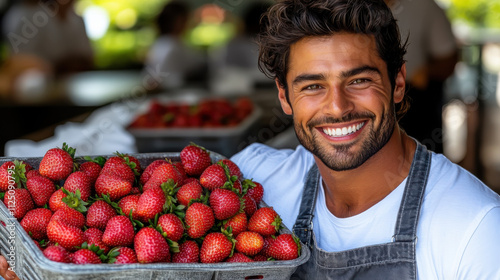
[231,0,500,279]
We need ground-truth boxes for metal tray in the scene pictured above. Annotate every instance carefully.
[0,153,310,280]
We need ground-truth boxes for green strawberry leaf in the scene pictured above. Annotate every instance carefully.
[61,188,89,213]
[0,192,4,200]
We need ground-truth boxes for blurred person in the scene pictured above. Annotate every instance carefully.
[144,1,205,90]
[2,0,93,76]
[209,1,272,93]
[386,0,459,153]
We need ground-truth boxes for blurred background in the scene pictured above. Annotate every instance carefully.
[0,0,499,192]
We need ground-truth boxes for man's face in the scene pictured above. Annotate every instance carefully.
[278,33,405,171]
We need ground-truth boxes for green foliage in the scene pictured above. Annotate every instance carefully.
[446,0,500,28]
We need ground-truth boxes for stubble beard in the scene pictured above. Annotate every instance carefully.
[294,106,396,171]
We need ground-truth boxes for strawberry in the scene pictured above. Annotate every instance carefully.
[140,160,167,185]
[72,248,102,264]
[79,161,102,185]
[180,144,211,177]
[83,228,109,253]
[0,160,28,191]
[245,181,264,204]
[209,188,242,220]
[261,236,275,257]
[100,156,135,184]
[267,233,301,260]
[226,252,254,263]
[171,240,199,263]
[143,163,182,192]
[26,169,40,179]
[39,143,75,181]
[85,200,117,230]
[185,202,215,239]
[235,231,264,256]
[217,159,242,179]
[252,254,269,261]
[20,208,52,241]
[102,215,135,247]
[199,164,228,190]
[118,153,142,175]
[176,179,203,207]
[108,247,137,264]
[26,175,56,207]
[242,194,257,217]
[172,161,187,181]
[43,245,71,263]
[4,188,34,219]
[50,207,85,229]
[48,189,68,212]
[134,227,170,263]
[157,213,184,242]
[223,212,247,237]
[118,194,140,220]
[232,179,243,194]
[136,187,166,223]
[46,219,85,250]
[63,171,92,202]
[247,207,282,237]
[200,231,234,263]
[95,172,132,201]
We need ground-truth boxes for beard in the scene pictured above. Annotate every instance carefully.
[294,105,396,171]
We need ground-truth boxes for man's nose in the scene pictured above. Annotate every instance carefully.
[322,86,354,118]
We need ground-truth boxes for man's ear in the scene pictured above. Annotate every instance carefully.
[276,79,293,115]
[394,64,407,104]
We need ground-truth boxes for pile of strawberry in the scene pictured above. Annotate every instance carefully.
[0,143,301,265]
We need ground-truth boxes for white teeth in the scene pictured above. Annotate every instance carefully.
[323,122,365,137]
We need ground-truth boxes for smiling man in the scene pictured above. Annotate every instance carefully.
[231,0,500,279]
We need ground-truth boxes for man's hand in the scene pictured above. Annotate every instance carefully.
[0,255,20,280]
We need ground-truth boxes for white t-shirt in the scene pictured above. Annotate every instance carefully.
[231,143,500,279]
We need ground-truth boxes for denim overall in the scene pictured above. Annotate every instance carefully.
[292,143,431,280]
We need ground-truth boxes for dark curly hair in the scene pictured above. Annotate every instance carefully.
[257,0,409,120]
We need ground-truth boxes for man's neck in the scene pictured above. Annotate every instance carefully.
[316,127,416,218]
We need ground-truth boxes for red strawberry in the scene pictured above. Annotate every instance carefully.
[242,194,257,217]
[267,233,300,260]
[232,179,243,194]
[95,173,132,201]
[20,208,52,241]
[199,164,228,190]
[253,254,268,261]
[86,200,117,230]
[102,215,135,247]
[48,189,68,212]
[26,169,40,179]
[171,240,199,263]
[0,161,15,192]
[246,181,264,204]
[261,236,275,257]
[109,247,138,264]
[143,163,182,192]
[140,160,167,185]
[120,154,142,175]
[72,248,102,264]
[172,161,187,181]
[176,179,203,207]
[50,207,85,229]
[209,188,242,220]
[185,202,215,239]
[63,171,91,201]
[100,156,135,184]
[247,207,282,237]
[46,220,85,250]
[118,194,140,220]
[136,187,166,223]
[0,161,29,191]
[79,161,101,185]
[180,144,211,177]
[157,213,184,242]
[226,252,254,263]
[83,228,109,253]
[39,143,75,181]
[4,188,34,219]
[134,227,170,263]
[223,212,247,237]
[217,159,242,179]
[43,245,71,263]
[26,175,55,207]
[235,231,264,256]
[200,232,234,263]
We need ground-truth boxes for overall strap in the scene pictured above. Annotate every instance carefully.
[293,163,320,247]
[393,143,432,242]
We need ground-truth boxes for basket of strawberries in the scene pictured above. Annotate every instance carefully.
[0,143,309,280]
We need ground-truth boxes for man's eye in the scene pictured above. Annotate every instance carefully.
[304,84,321,90]
[352,78,369,84]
